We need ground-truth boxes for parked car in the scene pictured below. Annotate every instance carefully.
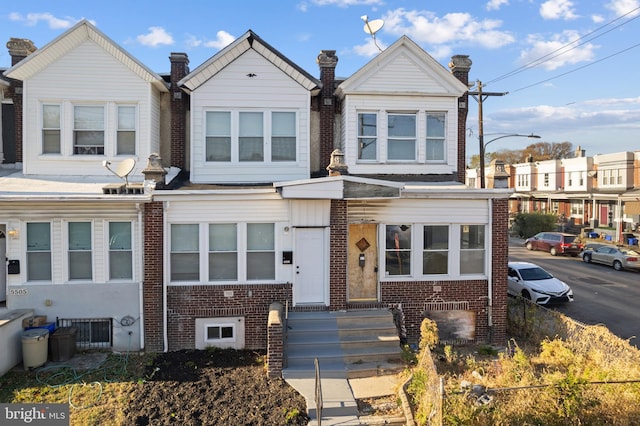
[524,232,583,256]
[582,245,640,271]
[507,261,574,305]
[582,242,607,252]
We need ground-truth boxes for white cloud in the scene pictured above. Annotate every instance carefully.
[9,12,79,29]
[540,0,579,20]
[486,0,509,11]
[382,8,515,49]
[518,30,597,71]
[591,14,605,23]
[352,38,386,57]
[203,31,236,50]
[605,0,640,17]
[136,27,174,47]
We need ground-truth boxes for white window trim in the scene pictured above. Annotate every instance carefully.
[169,222,279,285]
[204,323,236,343]
[106,221,135,282]
[203,109,298,164]
[65,220,95,283]
[425,111,447,163]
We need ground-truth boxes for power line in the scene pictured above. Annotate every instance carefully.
[486,6,640,86]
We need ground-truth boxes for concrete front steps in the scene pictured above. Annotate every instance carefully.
[283,309,404,379]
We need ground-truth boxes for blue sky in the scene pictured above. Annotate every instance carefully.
[1,0,639,161]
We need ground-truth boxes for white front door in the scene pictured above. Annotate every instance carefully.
[0,227,6,302]
[294,228,327,305]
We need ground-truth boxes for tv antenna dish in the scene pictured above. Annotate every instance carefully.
[103,158,136,186]
[361,15,384,52]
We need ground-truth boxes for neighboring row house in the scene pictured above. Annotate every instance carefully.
[1,20,510,354]
[468,148,640,243]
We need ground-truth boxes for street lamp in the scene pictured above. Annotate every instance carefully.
[479,133,540,188]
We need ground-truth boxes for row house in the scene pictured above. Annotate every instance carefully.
[505,148,640,242]
[1,20,510,355]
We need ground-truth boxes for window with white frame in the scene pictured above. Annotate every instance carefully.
[74,106,104,155]
[205,110,296,163]
[568,172,573,187]
[109,222,132,280]
[208,224,238,281]
[42,104,61,154]
[385,225,412,276]
[357,112,377,160]
[117,106,136,155]
[423,225,448,274]
[170,224,200,281]
[27,222,52,281]
[68,222,92,280]
[570,201,583,217]
[205,323,235,343]
[171,222,276,283]
[460,225,485,275]
[387,113,416,161]
[543,173,549,187]
[425,113,446,162]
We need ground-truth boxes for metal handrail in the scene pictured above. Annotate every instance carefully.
[315,358,323,425]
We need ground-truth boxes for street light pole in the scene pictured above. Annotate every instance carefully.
[479,133,541,188]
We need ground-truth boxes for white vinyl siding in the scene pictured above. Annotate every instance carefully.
[190,49,310,183]
[22,40,159,176]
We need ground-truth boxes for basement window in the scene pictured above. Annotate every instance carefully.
[206,324,235,342]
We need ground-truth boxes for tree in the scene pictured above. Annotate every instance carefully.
[468,141,574,168]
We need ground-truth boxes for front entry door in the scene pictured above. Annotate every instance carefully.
[294,228,327,305]
[348,224,378,302]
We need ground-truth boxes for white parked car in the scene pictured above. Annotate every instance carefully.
[507,261,574,305]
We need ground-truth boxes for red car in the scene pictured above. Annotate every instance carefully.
[524,232,583,256]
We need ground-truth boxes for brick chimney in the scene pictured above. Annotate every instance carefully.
[169,52,189,170]
[317,50,338,175]
[6,38,37,164]
[449,55,472,184]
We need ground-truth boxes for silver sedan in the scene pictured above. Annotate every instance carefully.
[582,245,640,271]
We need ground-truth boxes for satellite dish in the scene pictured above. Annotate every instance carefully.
[360,16,384,52]
[103,158,136,185]
[363,19,384,35]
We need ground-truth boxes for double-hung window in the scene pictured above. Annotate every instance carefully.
[109,222,132,280]
[206,111,232,161]
[68,222,92,280]
[209,224,238,281]
[423,226,448,274]
[117,106,136,155]
[247,223,275,280]
[357,113,377,160]
[239,112,264,161]
[426,113,445,162]
[460,225,485,275]
[170,224,200,281]
[385,225,412,276]
[387,113,416,161]
[42,105,61,154]
[74,106,104,155]
[271,112,296,161]
[27,223,52,281]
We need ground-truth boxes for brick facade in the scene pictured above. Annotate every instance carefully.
[143,201,165,352]
[169,53,189,170]
[329,199,348,310]
[166,284,292,350]
[490,198,509,345]
[317,50,338,175]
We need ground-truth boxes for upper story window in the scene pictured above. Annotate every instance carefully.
[517,174,529,187]
[42,105,60,154]
[543,173,550,187]
[387,113,416,161]
[460,225,485,275]
[74,106,104,155]
[426,113,445,162]
[205,110,296,163]
[357,111,447,163]
[40,102,136,157]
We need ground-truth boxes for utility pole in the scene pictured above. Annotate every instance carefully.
[468,80,507,188]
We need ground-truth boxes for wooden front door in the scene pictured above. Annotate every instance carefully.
[348,223,378,302]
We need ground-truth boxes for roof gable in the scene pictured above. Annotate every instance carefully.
[4,20,168,92]
[179,30,320,93]
[336,36,468,97]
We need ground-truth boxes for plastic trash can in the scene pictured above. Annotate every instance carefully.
[629,238,638,246]
[50,326,78,362]
[22,328,49,370]
[589,232,599,239]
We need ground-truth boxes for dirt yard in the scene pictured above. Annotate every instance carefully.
[123,349,309,425]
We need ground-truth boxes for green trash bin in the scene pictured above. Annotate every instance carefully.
[22,328,49,370]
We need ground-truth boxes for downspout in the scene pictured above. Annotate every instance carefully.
[163,202,169,352]
[487,198,493,341]
[137,204,144,350]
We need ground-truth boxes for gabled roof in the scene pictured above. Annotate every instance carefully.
[335,35,468,98]
[4,20,168,92]
[179,30,321,93]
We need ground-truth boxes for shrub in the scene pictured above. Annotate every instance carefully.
[511,212,557,238]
